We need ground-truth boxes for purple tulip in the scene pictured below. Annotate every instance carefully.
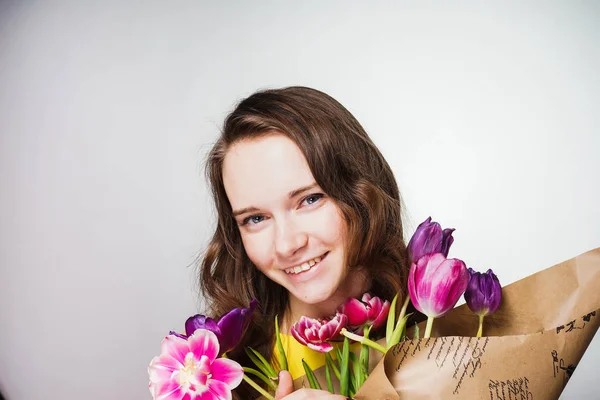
[464,268,502,316]
[290,313,348,353]
[338,293,391,330]
[408,253,469,318]
[407,217,455,263]
[170,299,257,356]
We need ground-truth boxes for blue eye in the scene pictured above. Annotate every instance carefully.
[241,215,265,226]
[303,193,324,206]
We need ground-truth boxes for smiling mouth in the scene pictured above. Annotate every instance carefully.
[284,252,328,275]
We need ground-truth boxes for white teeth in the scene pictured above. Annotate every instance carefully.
[285,255,324,275]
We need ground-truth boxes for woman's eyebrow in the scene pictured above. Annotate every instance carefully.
[232,206,259,217]
[232,183,319,217]
[287,183,318,199]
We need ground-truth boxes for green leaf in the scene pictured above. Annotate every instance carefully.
[274,315,288,371]
[249,347,277,377]
[340,337,350,396]
[325,352,341,380]
[334,346,343,367]
[386,293,399,345]
[388,312,413,349]
[245,347,276,378]
[325,362,334,394]
[302,359,321,390]
[242,374,275,400]
[242,367,277,390]
[349,351,359,395]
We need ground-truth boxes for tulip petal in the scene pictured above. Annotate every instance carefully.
[210,358,244,388]
[149,354,181,383]
[409,253,468,317]
[341,297,369,326]
[407,217,455,262]
[290,324,309,346]
[160,335,191,364]
[154,378,183,400]
[307,341,334,352]
[188,330,219,362]
[194,391,216,400]
[169,331,188,340]
[371,300,390,329]
[465,268,502,316]
[216,299,257,354]
[290,314,345,353]
[440,228,455,256]
[185,315,220,338]
[206,379,233,400]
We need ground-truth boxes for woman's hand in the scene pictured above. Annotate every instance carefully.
[274,370,349,400]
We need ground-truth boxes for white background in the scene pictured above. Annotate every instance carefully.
[1,1,599,399]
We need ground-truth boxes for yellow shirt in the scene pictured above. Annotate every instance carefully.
[273,333,361,380]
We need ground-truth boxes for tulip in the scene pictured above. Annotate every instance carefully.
[408,252,469,338]
[148,329,244,400]
[407,216,455,262]
[290,313,348,352]
[464,268,502,337]
[170,299,257,356]
[338,293,391,330]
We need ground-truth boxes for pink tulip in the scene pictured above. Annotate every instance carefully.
[290,313,348,352]
[148,329,243,400]
[408,253,469,318]
[338,293,391,329]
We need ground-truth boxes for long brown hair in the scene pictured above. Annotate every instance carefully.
[199,86,410,398]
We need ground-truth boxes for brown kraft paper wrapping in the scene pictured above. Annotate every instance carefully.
[352,247,600,399]
[289,248,600,399]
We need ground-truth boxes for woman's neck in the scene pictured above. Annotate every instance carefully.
[281,268,371,334]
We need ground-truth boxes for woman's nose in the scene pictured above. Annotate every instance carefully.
[274,219,308,259]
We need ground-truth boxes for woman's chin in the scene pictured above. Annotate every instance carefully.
[288,288,342,317]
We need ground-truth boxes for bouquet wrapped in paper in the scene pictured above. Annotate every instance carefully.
[148,215,599,400]
[291,247,600,399]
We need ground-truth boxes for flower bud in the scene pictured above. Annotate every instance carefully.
[408,253,468,318]
[464,268,502,316]
[290,313,348,353]
[171,299,258,356]
[338,293,390,330]
[407,216,455,262]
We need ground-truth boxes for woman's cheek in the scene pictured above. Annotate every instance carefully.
[316,202,346,240]
[241,230,274,273]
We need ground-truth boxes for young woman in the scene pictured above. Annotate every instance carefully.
[200,86,411,399]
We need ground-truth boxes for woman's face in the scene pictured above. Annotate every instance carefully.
[222,133,357,318]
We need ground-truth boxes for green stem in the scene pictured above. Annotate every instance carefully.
[477,314,484,337]
[340,337,350,397]
[243,374,274,400]
[424,316,435,338]
[341,328,387,354]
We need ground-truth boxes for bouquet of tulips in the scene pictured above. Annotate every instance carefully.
[271,217,503,398]
[148,218,600,400]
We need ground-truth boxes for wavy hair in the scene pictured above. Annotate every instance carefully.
[199,86,410,398]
